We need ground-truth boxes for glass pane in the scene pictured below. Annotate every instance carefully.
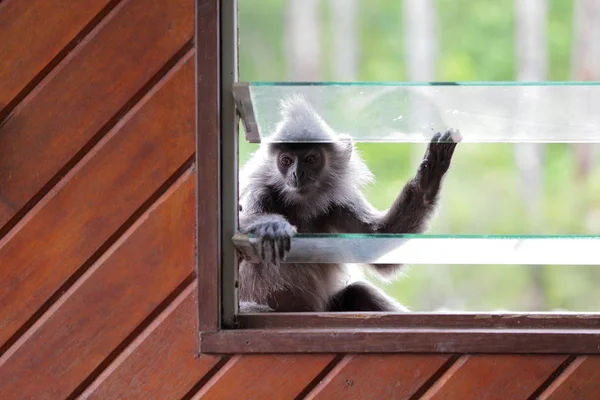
[233,234,600,265]
[234,82,600,143]
[236,0,600,312]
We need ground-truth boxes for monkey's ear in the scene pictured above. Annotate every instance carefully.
[336,133,354,165]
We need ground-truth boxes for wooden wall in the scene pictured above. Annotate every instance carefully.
[0,1,599,399]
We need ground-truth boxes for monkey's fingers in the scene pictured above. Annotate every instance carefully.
[271,239,278,265]
[448,128,463,143]
[430,132,442,143]
[260,238,268,264]
[442,130,460,161]
[278,237,287,261]
[439,131,452,143]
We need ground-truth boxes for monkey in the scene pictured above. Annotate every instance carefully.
[237,95,460,313]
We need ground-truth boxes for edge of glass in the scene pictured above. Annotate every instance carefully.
[248,81,600,87]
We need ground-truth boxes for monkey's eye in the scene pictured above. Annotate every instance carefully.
[305,155,318,164]
[279,155,293,167]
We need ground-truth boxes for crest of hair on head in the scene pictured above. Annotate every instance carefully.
[271,94,339,143]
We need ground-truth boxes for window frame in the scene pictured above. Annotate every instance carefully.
[196,0,600,355]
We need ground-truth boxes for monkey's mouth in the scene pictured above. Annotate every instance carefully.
[287,180,316,194]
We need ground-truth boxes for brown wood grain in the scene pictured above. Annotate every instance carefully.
[191,354,337,400]
[196,0,221,332]
[0,0,113,111]
[200,328,600,354]
[0,53,195,348]
[420,355,567,400]
[306,354,451,400]
[80,282,223,400]
[0,0,194,227]
[0,169,196,399]
[539,356,600,400]
[239,313,600,330]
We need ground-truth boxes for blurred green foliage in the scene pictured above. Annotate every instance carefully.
[236,0,600,311]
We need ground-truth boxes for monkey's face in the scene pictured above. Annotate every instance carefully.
[275,144,326,195]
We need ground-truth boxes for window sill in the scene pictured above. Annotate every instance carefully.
[199,313,600,354]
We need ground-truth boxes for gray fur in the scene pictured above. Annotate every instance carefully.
[238,96,459,312]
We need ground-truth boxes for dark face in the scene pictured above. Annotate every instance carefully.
[275,144,326,194]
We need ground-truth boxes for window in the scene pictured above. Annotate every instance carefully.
[198,0,600,354]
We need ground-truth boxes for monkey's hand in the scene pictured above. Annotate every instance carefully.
[417,129,461,203]
[243,215,297,265]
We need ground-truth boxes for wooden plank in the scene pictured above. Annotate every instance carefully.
[200,328,600,354]
[539,356,600,400]
[191,354,337,400]
[196,0,221,332]
[0,170,196,400]
[0,0,194,227]
[239,313,600,330]
[80,282,223,400]
[306,354,451,400]
[420,355,567,400]
[0,0,114,113]
[0,53,195,348]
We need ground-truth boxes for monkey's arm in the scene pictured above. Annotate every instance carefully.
[337,130,459,278]
[377,129,459,234]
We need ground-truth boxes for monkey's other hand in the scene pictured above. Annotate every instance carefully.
[417,129,460,201]
[245,216,297,265]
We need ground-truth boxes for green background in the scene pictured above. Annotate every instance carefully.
[236,0,600,311]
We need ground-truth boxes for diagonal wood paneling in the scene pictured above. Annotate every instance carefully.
[80,282,223,400]
[1,1,598,399]
[539,356,600,400]
[306,354,452,400]
[191,354,338,400]
[0,0,193,227]
[420,355,568,400]
[0,169,195,399]
[0,0,116,115]
[0,52,195,349]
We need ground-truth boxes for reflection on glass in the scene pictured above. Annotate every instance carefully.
[233,82,600,143]
[233,233,600,265]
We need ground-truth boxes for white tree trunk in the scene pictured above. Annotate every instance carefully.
[515,0,549,310]
[402,0,439,138]
[515,0,549,309]
[571,0,600,180]
[402,0,438,81]
[329,0,359,81]
[514,0,548,222]
[285,0,323,81]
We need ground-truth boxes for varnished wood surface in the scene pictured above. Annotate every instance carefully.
[195,0,221,333]
[192,354,337,400]
[0,0,193,228]
[1,1,600,399]
[0,0,115,115]
[79,281,223,400]
[239,312,600,330]
[539,356,600,399]
[0,170,196,399]
[420,355,568,400]
[0,52,195,349]
[200,328,600,354]
[306,354,453,400]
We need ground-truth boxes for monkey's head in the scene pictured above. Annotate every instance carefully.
[261,95,371,199]
[240,95,374,210]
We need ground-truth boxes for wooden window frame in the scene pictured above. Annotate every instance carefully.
[196,0,600,355]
